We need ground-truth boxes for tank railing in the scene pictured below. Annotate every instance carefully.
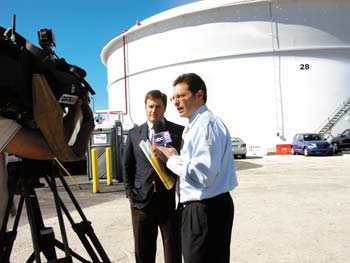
[316,96,350,135]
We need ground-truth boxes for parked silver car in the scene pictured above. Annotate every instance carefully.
[232,137,247,159]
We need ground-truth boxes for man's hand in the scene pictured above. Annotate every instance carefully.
[155,146,178,163]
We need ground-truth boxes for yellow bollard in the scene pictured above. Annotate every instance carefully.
[106,147,113,186]
[91,148,100,193]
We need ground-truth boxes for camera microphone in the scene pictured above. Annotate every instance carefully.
[152,121,172,147]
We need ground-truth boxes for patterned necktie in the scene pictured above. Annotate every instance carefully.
[149,126,153,141]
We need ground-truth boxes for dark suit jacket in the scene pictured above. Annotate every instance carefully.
[123,119,184,209]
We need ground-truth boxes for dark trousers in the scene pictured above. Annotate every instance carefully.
[130,192,182,263]
[181,192,234,263]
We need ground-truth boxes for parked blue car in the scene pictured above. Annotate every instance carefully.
[291,133,333,156]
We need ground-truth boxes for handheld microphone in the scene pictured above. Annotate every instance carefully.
[153,121,172,147]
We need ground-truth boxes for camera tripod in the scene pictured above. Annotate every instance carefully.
[0,159,111,263]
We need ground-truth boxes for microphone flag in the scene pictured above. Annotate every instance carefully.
[152,121,172,147]
[153,131,172,147]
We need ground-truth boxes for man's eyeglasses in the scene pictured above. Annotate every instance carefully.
[170,92,193,102]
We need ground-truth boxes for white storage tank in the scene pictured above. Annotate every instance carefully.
[101,0,350,155]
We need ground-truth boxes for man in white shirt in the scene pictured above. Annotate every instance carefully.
[156,73,238,263]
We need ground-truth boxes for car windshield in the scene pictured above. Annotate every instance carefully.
[343,130,350,136]
[303,134,323,141]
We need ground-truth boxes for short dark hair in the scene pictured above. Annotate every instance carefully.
[173,73,207,103]
[144,90,167,109]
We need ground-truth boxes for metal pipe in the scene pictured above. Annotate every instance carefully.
[91,148,100,193]
[122,31,128,116]
[106,147,113,186]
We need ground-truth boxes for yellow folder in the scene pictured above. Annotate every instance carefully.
[139,140,175,190]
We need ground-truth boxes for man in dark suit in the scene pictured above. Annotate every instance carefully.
[123,90,184,263]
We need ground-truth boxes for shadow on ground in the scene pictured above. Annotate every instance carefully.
[234,157,263,171]
[11,176,125,226]
[11,155,266,227]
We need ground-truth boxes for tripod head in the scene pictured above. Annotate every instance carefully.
[7,159,53,193]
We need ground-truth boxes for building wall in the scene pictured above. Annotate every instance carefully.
[101,0,350,154]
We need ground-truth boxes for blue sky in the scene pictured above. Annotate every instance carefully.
[1,0,199,110]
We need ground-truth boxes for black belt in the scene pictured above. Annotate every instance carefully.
[179,192,230,208]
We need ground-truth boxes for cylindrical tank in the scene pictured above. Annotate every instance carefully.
[101,0,350,155]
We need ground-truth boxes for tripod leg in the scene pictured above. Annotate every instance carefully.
[53,240,90,263]
[24,182,80,263]
[0,195,24,263]
[57,174,111,263]
[43,168,111,263]
[24,186,60,263]
[23,186,43,263]
[5,160,87,263]
[48,168,72,259]
[73,221,111,263]
[1,170,56,263]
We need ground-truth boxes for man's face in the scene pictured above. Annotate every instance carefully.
[145,98,166,123]
[172,82,200,118]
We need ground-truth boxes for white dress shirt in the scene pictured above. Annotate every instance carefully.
[166,105,238,203]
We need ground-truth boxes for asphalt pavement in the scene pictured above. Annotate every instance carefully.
[7,153,350,262]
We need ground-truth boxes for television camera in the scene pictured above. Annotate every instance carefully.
[0,15,95,121]
[0,16,111,263]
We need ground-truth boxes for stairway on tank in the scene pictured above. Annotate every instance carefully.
[318,97,350,134]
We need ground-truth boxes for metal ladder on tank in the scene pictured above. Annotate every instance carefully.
[317,97,350,134]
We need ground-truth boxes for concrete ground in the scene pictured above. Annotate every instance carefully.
[6,153,350,262]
